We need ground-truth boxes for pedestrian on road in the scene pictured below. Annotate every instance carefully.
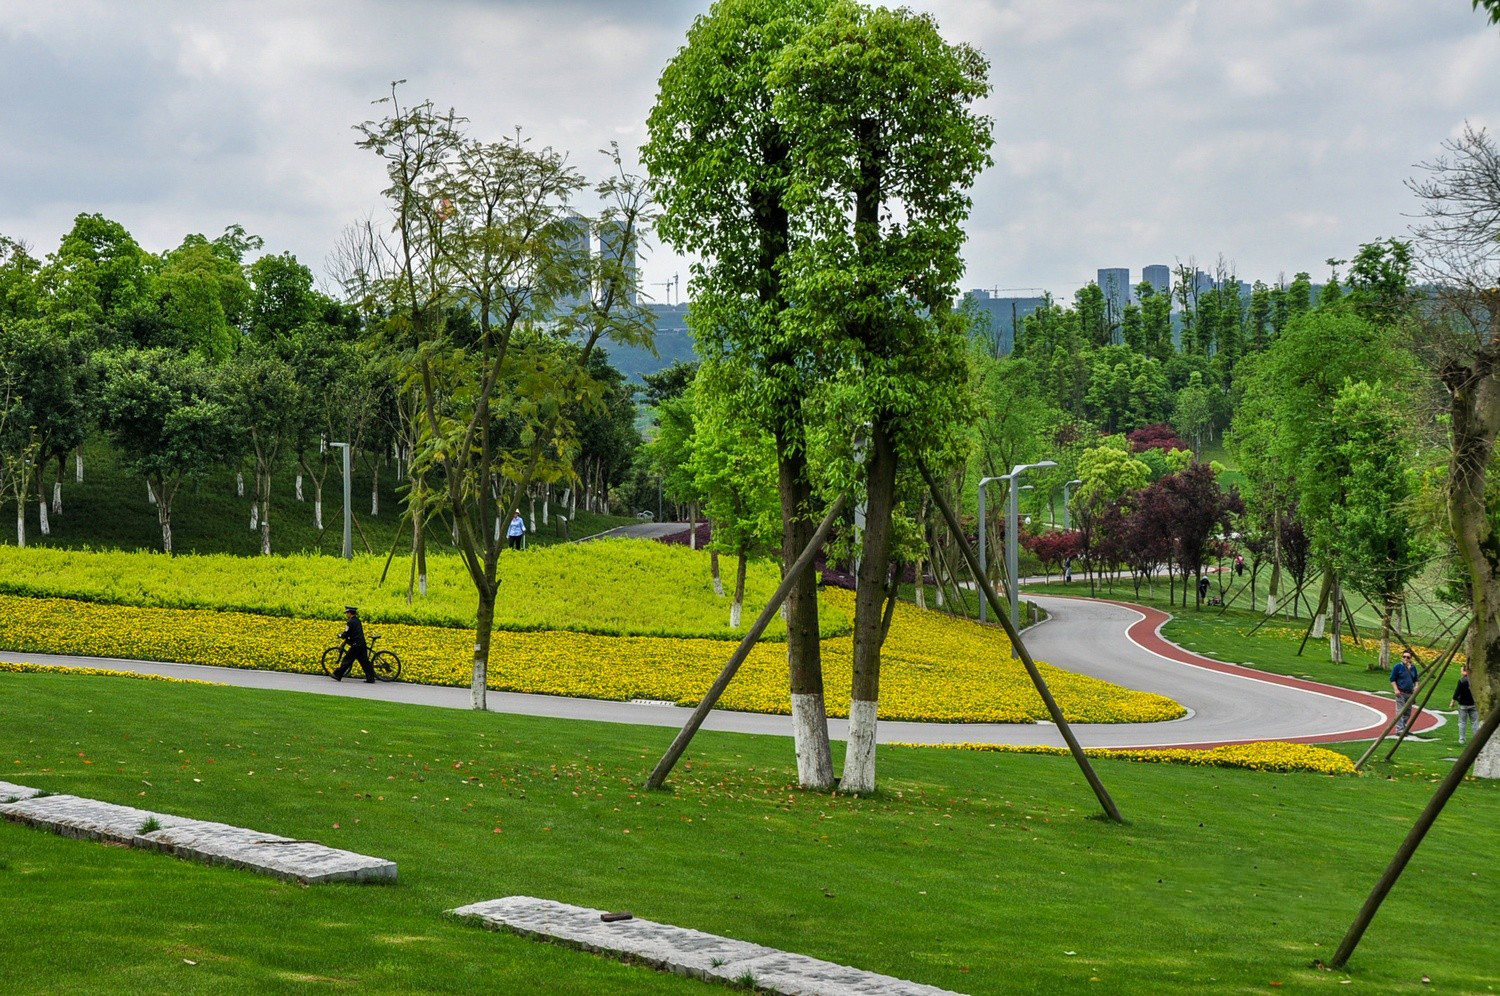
[333,605,374,683]
[1390,649,1421,735]
[1451,661,1478,746]
[507,511,526,551]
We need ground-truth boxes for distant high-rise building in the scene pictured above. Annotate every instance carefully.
[596,219,638,307]
[963,288,1049,357]
[1141,264,1170,298]
[557,213,591,310]
[1097,267,1131,327]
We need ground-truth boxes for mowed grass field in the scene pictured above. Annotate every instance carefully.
[3,674,1498,994]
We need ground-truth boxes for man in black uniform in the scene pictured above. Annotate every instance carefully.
[333,605,374,683]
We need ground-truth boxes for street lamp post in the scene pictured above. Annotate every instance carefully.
[330,442,352,561]
[1006,461,1056,642]
[976,475,1005,622]
[1063,479,1082,531]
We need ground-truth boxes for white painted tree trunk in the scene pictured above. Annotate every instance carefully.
[37,499,49,536]
[148,483,157,505]
[1267,592,1279,614]
[370,464,379,516]
[236,472,244,497]
[1476,737,1500,779]
[15,503,25,548]
[52,481,61,516]
[75,449,83,483]
[418,571,427,596]
[314,497,323,531]
[295,474,304,501]
[542,494,549,525]
[841,699,879,794]
[711,549,724,597]
[250,504,259,530]
[494,516,501,542]
[791,693,835,789]
[1312,613,1325,639]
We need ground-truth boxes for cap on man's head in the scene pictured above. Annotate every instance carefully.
[345,606,358,614]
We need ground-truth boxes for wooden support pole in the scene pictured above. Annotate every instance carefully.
[1332,700,1500,969]
[919,460,1124,824]
[645,496,847,791]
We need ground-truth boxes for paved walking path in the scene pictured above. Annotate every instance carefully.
[0,593,1433,748]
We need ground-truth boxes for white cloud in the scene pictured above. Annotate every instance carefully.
[0,0,1497,302]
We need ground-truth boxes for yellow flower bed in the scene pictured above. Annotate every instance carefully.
[903,740,1357,775]
[0,588,1184,725]
[0,660,211,684]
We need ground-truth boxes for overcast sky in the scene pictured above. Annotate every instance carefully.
[3,1,1498,306]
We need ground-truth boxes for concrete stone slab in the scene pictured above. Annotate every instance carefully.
[0,781,41,803]
[0,794,194,844]
[0,794,395,884]
[449,896,965,996]
[140,820,396,884]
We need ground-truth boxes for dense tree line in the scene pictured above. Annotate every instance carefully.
[0,211,646,559]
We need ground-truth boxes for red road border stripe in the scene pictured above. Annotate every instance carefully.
[1068,596,1439,748]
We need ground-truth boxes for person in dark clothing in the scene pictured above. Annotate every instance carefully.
[1451,662,1478,746]
[1390,650,1420,735]
[333,605,374,683]
[1198,575,1210,603]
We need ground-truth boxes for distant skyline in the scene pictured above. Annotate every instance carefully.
[3,2,1499,305]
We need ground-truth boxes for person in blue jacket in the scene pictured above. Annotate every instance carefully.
[1390,649,1420,736]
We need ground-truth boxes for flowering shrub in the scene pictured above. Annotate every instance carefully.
[0,587,1183,725]
[902,740,1357,775]
[0,541,850,641]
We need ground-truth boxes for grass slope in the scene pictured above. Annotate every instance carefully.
[9,438,638,556]
[2,674,1497,994]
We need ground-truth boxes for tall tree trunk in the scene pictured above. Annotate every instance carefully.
[74,446,83,483]
[730,551,747,629]
[1442,329,1500,777]
[259,469,272,555]
[777,427,833,791]
[472,583,496,710]
[843,419,898,795]
[370,461,380,516]
[711,546,725,597]
[150,478,175,555]
[35,471,49,536]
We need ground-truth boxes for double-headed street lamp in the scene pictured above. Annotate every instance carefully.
[1007,462,1056,637]
[977,461,1056,624]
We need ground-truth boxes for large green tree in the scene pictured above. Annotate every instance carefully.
[644,0,842,788]
[769,0,990,792]
[358,88,653,710]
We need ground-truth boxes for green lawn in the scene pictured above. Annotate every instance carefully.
[3,673,1497,994]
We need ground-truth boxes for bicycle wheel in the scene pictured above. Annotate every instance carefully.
[320,646,344,677]
[371,650,402,682]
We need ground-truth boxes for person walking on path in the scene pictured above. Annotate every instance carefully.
[1390,649,1421,735]
[332,606,374,683]
[507,511,526,551]
[1452,662,1478,745]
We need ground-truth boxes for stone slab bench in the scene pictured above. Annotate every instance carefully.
[449,896,965,996]
[0,783,395,884]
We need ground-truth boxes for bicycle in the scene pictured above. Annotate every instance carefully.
[320,633,402,682]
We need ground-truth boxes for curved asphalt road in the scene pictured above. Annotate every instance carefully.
[3,589,1438,749]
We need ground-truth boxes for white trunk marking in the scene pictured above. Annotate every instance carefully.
[842,699,879,794]
[1474,737,1500,779]
[52,481,62,515]
[314,497,323,531]
[236,472,244,497]
[295,474,304,501]
[790,692,834,789]
[1311,613,1325,639]
[37,500,49,536]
